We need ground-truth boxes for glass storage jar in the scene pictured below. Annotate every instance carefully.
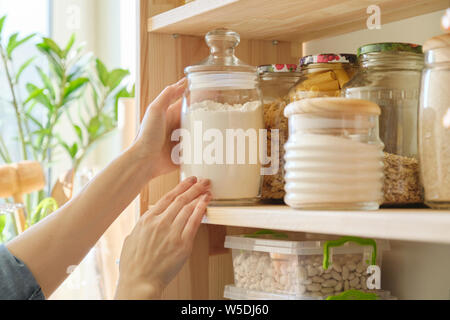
[289,54,358,102]
[419,33,450,209]
[180,29,264,206]
[284,98,384,211]
[258,64,301,201]
[343,43,424,206]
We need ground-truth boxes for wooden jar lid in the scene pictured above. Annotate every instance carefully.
[423,33,450,52]
[284,98,381,118]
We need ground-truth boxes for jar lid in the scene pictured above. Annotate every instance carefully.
[284,98,381,117]
[185,28,256,74]
[423,33,450,52]
[258,64,299,74]
[300,54,357,67]
[357,42,423,57]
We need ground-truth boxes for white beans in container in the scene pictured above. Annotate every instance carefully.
[225,235,389,298]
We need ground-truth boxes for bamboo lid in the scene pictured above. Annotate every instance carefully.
[284,98,381,117]
[423,33,450,52]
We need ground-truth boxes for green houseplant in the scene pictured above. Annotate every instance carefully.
[0,15,134,242]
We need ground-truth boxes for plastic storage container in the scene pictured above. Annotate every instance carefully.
[224,285,397,300]
[258,64,301,201]
[343,43,424,206]
[283,98,384,211]
[180,29,264,206]
[419,33,450,209]
[225,234,389,298]
[289,54,357,102]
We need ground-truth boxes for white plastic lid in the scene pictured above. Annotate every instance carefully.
[224,285,396,300]
[224,235,390,256]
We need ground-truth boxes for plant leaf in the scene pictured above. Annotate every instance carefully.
[73,124,83,142]
[25,113,44,130]
[0,16,7,39]
[63,33,76,58]
[7,33,35,59]
[31,198,58,226]
[0,214,6,239]
[95,58,109,87]
[63,77,89,103]
[87,116,101,139]
[36,66,55,101]
[107,69,130,90]
[25,83,53,110]
[42,37,63,58]
[15,57,35,83]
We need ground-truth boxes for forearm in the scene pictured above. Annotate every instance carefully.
[6,144,154,298]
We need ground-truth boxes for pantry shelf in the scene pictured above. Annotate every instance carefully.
[204,206,450,244]
[147,0,448,41]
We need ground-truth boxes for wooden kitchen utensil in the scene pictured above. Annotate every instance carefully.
[0,161,46,233]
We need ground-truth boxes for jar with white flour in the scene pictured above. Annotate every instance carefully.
[284,98,384,210]
[179,29,264,205]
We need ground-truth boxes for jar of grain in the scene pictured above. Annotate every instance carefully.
[343,43,424,206]
[258,65,301,201]
[289,54,358,102]
[284,98,384,211]
[419,33,450,209]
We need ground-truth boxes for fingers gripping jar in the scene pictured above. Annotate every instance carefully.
[284,98,384,210]
[179,29,264,206]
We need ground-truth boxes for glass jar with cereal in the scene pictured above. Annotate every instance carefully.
[258,65,301,201]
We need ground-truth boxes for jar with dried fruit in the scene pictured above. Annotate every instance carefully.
[289,54,358,102]
[258,65,301,201]
[343,43,424,206]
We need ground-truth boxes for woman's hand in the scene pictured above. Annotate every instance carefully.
[115,177,211,300]
[133,78,186,178]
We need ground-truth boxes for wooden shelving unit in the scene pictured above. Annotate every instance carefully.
[148,0,449,41]
[205,206,450,244]
[139,0,450,300]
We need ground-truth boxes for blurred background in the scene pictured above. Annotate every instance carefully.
[0,0,137,299]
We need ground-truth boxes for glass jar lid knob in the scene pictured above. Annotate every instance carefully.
[185,28,255,73]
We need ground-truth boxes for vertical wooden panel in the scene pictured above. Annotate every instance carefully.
[139,0,302,299]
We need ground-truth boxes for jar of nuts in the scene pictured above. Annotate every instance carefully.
[258,65,301,201]
[289,54,358,102]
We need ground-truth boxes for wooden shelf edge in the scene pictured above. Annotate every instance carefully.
[147,0,238,33]
[203,206,450,244]
[147,0,449,42]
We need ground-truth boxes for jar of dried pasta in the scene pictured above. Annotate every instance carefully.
[289,54,358,101]
[258,65,301,201]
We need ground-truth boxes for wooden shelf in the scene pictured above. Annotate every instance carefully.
[148,0,448,42]
[204,206,450,244]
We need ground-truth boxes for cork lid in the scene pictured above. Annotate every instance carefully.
[284,98,381,117]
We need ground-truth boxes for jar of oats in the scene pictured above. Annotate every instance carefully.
[344,43,424,206]
[258,65,301,201]
[419,33,450,209]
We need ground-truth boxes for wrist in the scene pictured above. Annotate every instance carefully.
[126,142,156,181]
[115,278,164,300]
